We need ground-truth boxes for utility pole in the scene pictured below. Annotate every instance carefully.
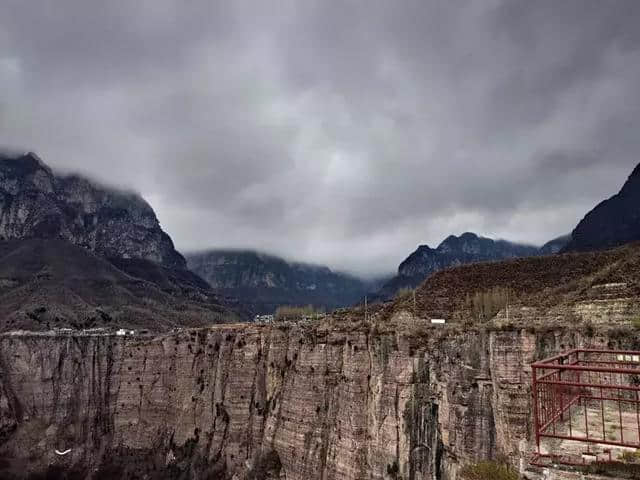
[364,296,368,322]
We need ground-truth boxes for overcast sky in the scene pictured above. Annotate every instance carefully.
[1,1,640,277]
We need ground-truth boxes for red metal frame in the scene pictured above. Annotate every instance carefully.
[531,349,640,466]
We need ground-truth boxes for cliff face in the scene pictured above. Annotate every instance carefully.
[3,244,639,479]
[0,318,634,480]
[0,154,244,331]
[0,152,185,269]
[186,250,382,314]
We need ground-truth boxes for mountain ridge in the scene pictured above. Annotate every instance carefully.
[186,249,386,314]
[0,151,246,330]
[0,151,186,269]
[0,238,242,331]
[371,232,570,301]
[563,161,640,253]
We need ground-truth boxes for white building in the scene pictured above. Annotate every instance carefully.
[254,314,275,324]
[116,328,135,336]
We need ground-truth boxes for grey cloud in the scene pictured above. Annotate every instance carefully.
[1,0,640,277]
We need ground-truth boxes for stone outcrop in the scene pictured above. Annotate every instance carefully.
[0,152,185,269]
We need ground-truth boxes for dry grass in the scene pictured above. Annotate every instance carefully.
[383,242,640,324]
[274,305,323,321]
[459,461,518,480]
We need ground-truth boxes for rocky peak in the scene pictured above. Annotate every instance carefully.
[619,161,640,195]
[563,161,640,253]
[0,152,54,193]
[1,151,48,171]
[0,151,186,269]
[371,233,541,301]
[398,233,538,277]
[437,232,483,254]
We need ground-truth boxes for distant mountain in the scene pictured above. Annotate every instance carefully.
[186,249,383,314]
[0,151,185,268]
[0,238,243,332]
[372,232,542,301]
[539,234,571,255]
[563,163,640,253]
[0,151,244,331]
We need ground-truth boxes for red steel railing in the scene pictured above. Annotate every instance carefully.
[531,349,640,466]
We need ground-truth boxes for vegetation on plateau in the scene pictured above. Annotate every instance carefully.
[274,305,324,321]
[395,287,416,300]
[459,461,519,480]
[467,286,513,321]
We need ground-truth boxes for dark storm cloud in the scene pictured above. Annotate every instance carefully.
[2,0,640,277]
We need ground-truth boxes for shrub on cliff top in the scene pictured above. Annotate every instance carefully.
[468,287,512,322]
[459,461,518,480]
[620,450,640,463]
[584,460,640,479]
[395,287,415,300]
[274,305,322,321]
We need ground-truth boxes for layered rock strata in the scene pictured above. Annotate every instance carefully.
[0,152,185,269]
[0,317,634,480]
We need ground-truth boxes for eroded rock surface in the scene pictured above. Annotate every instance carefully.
[0,317,635,480]
[0,152,185,269]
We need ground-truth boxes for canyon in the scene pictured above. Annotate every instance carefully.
[1,244,640,480]
[3,4,640,478]
[0,154,639,479]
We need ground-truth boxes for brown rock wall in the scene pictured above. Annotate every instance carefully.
[0,319,635,479]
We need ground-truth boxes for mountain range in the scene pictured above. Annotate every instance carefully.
[0,152,242,331]
[370,232,571,301]
[181,159,640,308]
[373,160,640,301]
[186,249,387,315]
[0,152,185,268]
[1,150,640,325]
